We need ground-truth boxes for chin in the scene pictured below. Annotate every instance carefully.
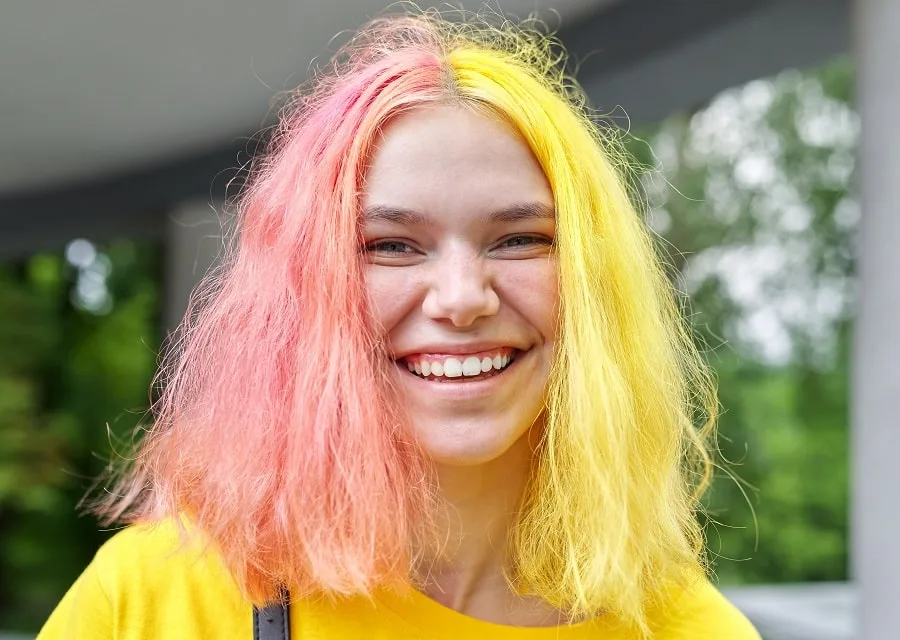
[410,417,535,467]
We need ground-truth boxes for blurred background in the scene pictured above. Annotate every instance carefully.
[1,1,896,638]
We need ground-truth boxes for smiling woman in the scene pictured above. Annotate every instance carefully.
[37,9,758,640]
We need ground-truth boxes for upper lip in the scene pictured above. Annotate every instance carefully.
[392,343,524,359]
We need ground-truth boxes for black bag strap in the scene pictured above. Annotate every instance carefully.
[252,590,290,640]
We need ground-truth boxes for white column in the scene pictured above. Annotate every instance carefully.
[163,199,225,333]
[852,0,900,638]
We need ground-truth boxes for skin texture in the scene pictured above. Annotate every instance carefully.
[361,104,565,625]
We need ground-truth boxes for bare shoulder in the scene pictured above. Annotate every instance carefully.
[655,578,762,640]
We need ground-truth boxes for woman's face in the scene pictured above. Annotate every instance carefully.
[362,104,558,465]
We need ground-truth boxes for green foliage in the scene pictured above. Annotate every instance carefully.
[0,56,855,631]
[622,56,855,585]
[0,241,160,631]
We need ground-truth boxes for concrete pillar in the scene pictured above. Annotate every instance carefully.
[163,199,225,333]
[852,0,900,637]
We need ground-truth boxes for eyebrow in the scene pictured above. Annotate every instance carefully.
[361,202,555,225]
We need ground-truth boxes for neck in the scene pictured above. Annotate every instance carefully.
[414,432,568,627]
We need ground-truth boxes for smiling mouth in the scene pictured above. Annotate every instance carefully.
[396,349,521,382]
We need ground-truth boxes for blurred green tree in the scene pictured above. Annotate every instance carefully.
[0,240,160,630]
[623,56,855,584]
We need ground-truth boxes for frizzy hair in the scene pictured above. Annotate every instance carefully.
[94,9,717,634]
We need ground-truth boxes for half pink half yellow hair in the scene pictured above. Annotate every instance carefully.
[97,10,716,634]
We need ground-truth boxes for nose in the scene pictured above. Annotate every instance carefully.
[421,247,500,327]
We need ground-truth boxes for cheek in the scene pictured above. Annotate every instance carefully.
[364,268,422,334]
[495,259,559,340]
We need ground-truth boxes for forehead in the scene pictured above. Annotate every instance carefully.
[362,104,553,220]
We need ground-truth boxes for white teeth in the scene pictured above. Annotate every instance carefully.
[404,351,516,379]
[462,356,482,376]
[443,358,463,378]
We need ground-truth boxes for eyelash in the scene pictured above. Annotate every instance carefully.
[500,235,551,249]
[365,240,415,254]
[363,235,552,254]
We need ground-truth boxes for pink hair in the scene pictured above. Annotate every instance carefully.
[99,20,453,603]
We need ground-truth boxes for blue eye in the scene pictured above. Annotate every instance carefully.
[501,235,553,249]
[365,240,414,254]
[504,236,538,247]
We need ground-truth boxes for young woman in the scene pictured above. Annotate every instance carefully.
[39,11,760,640]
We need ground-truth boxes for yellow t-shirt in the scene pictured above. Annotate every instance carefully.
[38,522,760,639]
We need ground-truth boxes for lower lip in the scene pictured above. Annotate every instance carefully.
[395,351,525,400]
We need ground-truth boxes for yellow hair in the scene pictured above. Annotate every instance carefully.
[436,17,717,635]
